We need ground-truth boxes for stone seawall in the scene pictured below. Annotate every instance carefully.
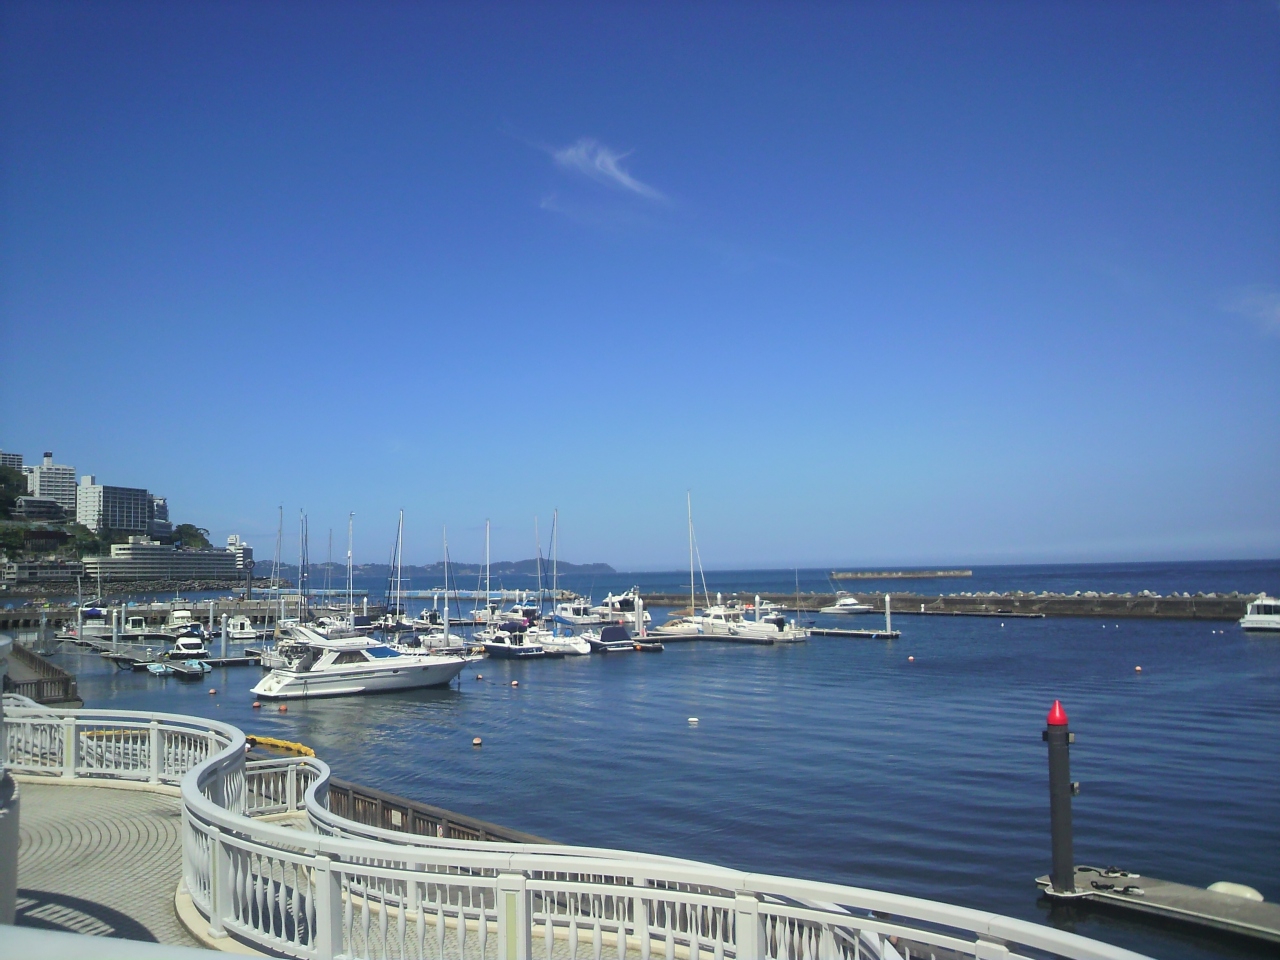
[641,591,1253,621]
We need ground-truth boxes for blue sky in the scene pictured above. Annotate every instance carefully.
[2,2,1277,568]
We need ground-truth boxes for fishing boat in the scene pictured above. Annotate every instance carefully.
[250,635,467,700]
[1239,593,1280,632]
[819,594,874,614]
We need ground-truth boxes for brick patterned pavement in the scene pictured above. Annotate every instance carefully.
[15,780,202,947]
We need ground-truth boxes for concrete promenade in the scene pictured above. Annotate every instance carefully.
[15,780,201,947]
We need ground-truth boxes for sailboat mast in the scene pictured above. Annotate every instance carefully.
[442,526,450,640]
[395,509,404,619]
[534,516,543,613]
[687,492,695,615]
[552,509,558,636]
[346,512,354,616]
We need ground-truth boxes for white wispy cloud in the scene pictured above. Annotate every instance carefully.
[551,137,666,202]
[1224,285,1280,337]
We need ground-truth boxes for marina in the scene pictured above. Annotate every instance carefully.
[11,592,1274,960]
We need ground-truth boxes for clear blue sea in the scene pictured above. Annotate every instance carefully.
[44,559,1280,960]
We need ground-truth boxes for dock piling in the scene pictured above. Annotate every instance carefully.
[1044,700,1077,895]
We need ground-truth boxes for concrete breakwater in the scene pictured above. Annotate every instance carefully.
[641,590,1255,620]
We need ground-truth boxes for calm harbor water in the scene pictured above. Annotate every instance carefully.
[40,560,1280,960]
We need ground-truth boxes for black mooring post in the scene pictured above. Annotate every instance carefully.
[1044,699,1076,894]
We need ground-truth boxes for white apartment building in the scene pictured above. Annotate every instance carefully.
[0,450,22,470]
[80,537,240,581]
[226,535,254,570]
[76,477,152,533]
[28,452,76,511]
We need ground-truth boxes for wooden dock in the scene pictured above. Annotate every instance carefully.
[810,627,901,639]
[1038,866,1280,945]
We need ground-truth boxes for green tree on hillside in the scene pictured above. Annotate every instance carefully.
[173,523,212,549]
[0,465,26,519]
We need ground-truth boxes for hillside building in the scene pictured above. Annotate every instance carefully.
[27,452,76,511]
[80,537,241,581]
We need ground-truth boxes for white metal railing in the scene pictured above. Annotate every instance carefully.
[4,705,1150,960]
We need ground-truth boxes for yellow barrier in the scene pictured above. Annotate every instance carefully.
[246,734,315,757]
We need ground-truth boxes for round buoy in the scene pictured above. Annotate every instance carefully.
[476,674,483,680]
[278,704,288,712]
[1000,622,1005,628]
[908,655,915,662]
[688,717,699,724]
[252,701,261,709]
[208,688,216,695]
[1135,665,1142,673]
[511,680,519,687]
[472,737,483,747]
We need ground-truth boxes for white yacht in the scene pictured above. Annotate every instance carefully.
[729,596,808,642]
[541,631,592,656]
[552,598,603,626]
[165,635,209,660]
[1239,593,1280,632]
[591,588,652,626]
[225,616,261,641]
[251,635,467,700]
[819,594,874,614]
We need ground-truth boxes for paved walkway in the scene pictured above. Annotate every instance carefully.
[15,780,202,947]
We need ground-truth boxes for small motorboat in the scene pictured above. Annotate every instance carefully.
[633,638,664,652]
[819,595,874,615]
[169,660,210,681]
[541,631,592,656]
[476,621,547,659]
[146,662,173,676]
[583,625,636,653]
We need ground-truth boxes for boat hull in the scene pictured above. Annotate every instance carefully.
[251,658,467,699]
[481,643,546,660]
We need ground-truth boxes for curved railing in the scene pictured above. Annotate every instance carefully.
[4,704,1150,960]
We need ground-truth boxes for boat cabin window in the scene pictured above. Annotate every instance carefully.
[364,645,401,658]
[333,651,369,665]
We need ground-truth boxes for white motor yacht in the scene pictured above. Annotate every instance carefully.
[251,634,467,700]
[165,635,209,660]
[729,613,808,643]
[1239,593,1280,632]
[552,599,603,626]
[541,631,592,656]
[225,616,261,641]
[590,588,652,626]
[691,595,748,636]
[819,594,874,614]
